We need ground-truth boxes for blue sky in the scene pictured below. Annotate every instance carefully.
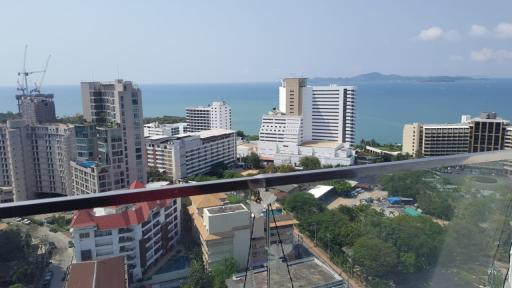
[0,0,511,85]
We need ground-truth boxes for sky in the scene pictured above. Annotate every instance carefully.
[0,0,511,85]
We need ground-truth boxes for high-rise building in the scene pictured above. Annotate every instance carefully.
[81,79,146,185]
[186,101,231,132]
[402,112,510,157]
[0,119,75,201]
[278,78,356,144]
[145,129,236,180]
[143,122,187,137]
[18,94,57,124]
[70,181,181,282]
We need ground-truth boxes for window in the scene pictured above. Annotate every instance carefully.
[81,249,92,261]
[79,232,90,239]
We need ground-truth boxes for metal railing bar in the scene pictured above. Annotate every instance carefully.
[0,150,511,218]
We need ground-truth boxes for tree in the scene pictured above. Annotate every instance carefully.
[9,284,26,288]
[299,156,321,170]
[0,229,27,262]
[143,115,186,124]
[352,237,398,277]
[209,162,229,178]
[57,114,86,124]
[326,180,353,194]
[235,130,246,138]
[0,111,20,123]
[211,257,237,288]
[223,170,242,179]
[182,258,214,288]
[147,166,172,182]
[242,152,261,168]
[188,175,218,182]
[284,192,324,220]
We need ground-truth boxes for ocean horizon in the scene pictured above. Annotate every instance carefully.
[1,79,511,144]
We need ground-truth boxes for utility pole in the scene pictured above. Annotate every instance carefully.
[312,223,317,246]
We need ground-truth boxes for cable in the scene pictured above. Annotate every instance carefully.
[270,204,295,288]
[243,214,256,288]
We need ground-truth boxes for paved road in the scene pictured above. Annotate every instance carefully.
[6,219,73,288]
[294,227,364,288]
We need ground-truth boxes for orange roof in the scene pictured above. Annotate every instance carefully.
[190,193,227,209]
[67,256,127,288]
[129,180,145,189]
[270,219,298,228]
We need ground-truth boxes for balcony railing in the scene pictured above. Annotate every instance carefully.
[1,150,511,218]
[1,150,512,288]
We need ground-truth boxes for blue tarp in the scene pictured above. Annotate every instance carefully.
[387,197,401,204]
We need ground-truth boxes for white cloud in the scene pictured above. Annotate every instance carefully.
[469,48,512,61]
[417,26,444,41]
[495,22,512,38]
[469,24,488,37]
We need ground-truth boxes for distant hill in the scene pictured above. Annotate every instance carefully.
[310,72,487,85]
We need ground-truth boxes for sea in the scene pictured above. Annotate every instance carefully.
[1,79,511,144]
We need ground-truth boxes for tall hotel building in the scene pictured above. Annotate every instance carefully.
[0,120,75,201]
[403,112,509,157]
[186,101,231,132]
[79,80,146,187]
[257,78,355,166]
[278,78,356,144]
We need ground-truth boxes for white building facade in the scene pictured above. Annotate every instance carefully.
[186,101,231,132]
[145,129,236,180]
[70,187,181,282]
[143,122,188,137]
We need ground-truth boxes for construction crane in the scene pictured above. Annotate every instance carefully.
[16,45,52,111]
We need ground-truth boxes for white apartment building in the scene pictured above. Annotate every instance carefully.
[0,119,75,201]
[81,79,146,185]
[70,181,181,282]
[145,129,236,180]
[258,111,304,144]
[186,101,231,132]
[278,78,356,144]
[144,122,188,137]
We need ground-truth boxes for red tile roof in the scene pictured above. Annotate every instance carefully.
[129,180,145,190]
[70,181,173,230]
[67,256,127,288]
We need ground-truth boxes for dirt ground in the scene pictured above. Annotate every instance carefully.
[241,169,259,176]
[327,189,388,209]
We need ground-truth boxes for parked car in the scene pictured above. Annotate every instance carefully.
[14,217,22,222]
[21,219,31,225]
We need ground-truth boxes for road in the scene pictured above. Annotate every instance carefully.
[5,219,73,288]
[32,225,73,288]
[294,227,364,288]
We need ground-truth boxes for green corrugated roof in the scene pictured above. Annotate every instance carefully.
[404,207,421,217]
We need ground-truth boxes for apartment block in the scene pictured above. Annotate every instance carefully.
[0,119,75,201]
[71,127,126,195]
[144,122,187,137]
[18,94,57,124]
[403,112,510,157]
[81,79,146,185]
[258,111,304,144]
[70,181,181,282]
[186,101,231,132]
[188,194,298,270]
[145,129,236,180]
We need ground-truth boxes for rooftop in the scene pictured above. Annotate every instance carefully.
[308,185,334,199]
[301,141,342,148]
[227,257,345,288]
[206,203,248,215]
[66,256,127,288]
[179,128,235,139]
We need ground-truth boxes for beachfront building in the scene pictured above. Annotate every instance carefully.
[186,101,231,132]
[145,129,236,180]
[70,181,181,282]
[143,122,188,137]
[0,119,76,201]
[279,78,356,144]
[81,79,146,185]
[403,112,510,157]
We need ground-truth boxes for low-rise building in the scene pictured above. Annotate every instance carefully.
[145,129,236,180]
[66,256,128,288]
[144,122,188,137]
[70,181,181,282]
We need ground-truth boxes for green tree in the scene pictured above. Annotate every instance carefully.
[188,175,218,182]
[326,180,353,194]
[182,258,214,288]
[284,192,324,220]
[235,130,246,138]
[143,115,186,124]
[223,170,242,179]
[242,152,261,168]
[9,284,26,288]
[0,229,28,262]
[57,114,86,124]
[211,257,237,288]
[209,162,229,178]
[0,111,20,123]
[147,166,172,182]
[299,156,321,170]
[352,237,398,277]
